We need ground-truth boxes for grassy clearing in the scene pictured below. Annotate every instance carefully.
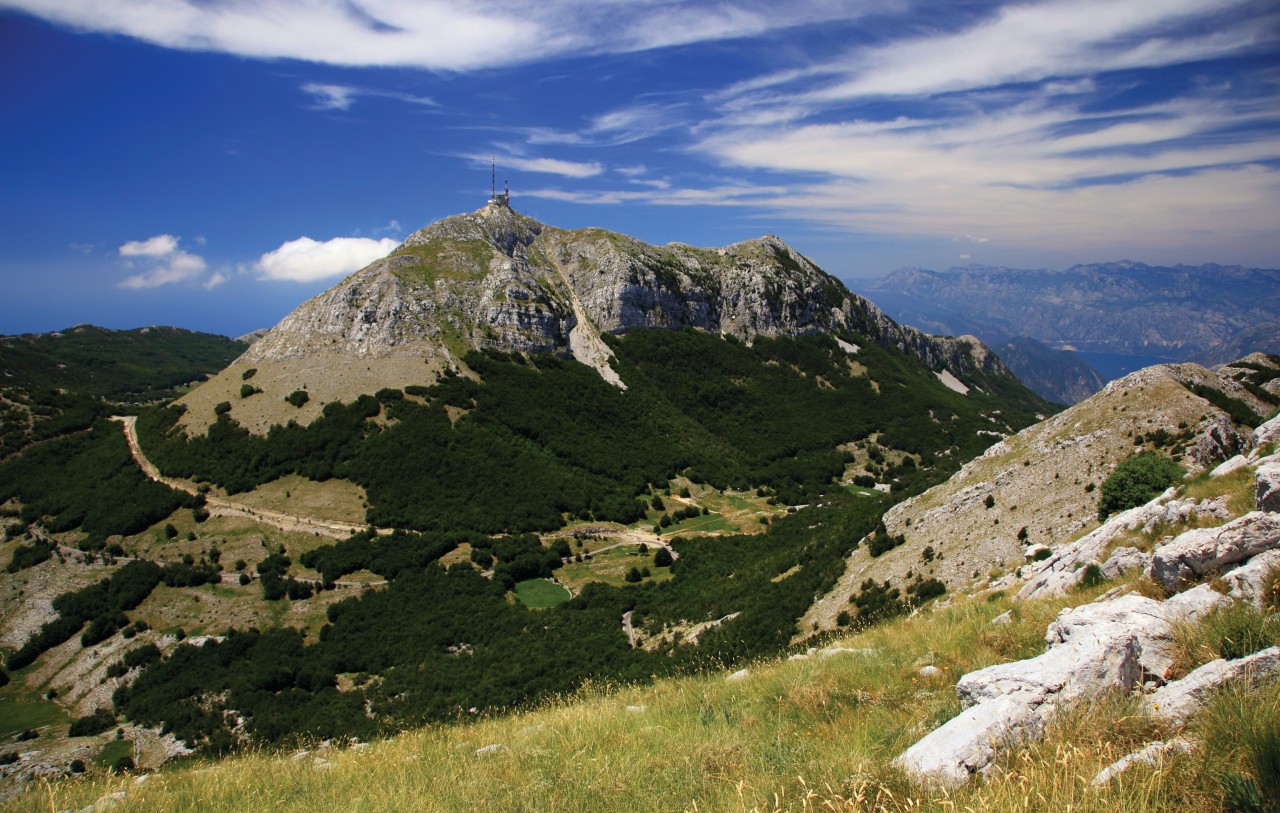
[557,547,672,591]
[513,578,571,609]
[229,475,369,525]
[0,686,68,738]
[663,511,735,537]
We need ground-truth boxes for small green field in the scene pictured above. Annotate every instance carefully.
[661,511,734,537]
[513,578,571,609]
[94,739,132,769]
[557,546,672,592]
[0,688,69,739]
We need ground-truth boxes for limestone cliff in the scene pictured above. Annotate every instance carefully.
[184,203,1028,432]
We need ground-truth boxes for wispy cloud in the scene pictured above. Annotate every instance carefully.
[4,0,873,71]
[256,235,398,283]
[301,82,435,111]
[118,234,211,289]
[470,150,604,179]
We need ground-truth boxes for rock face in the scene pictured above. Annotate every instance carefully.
[1257,462,1280,513]
[894,586,1268,787]
[1149,512,1280,593]
[237,203,1017,392]
[1144,646,1280,727]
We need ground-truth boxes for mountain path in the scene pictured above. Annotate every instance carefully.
[114,415,381,540]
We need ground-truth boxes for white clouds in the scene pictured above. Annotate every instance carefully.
[301,82,435,111]
[4,0,869,72]
[255,236,398,283]
[117,234,210,289]
[670,0,1280,259]
[119,234,179,258]
[508,156,603,179]
[304,83,358,111]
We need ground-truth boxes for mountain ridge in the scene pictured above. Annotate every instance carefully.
[187,204,1036,434]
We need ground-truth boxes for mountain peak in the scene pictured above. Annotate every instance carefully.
[179,209,1035,434]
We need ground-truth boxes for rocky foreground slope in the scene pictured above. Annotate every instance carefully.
[896,420,1280,787]
[180,202,1029,433]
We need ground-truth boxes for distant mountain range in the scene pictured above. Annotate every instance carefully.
[854,261,1280,402]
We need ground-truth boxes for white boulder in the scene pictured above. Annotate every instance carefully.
[1253,413,1280,449]
[1150,512,1280,592]
[1091,739,1194,786]
[1222,549,1280,608]
[1145,646,1280,727]
[892,691,1046,788]
[1211,455,1250,478]
[1257,462,1280,513]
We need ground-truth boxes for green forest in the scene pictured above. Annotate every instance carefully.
[135,329,1047,533]
[0,325,245,458]
[3,327,1052,754]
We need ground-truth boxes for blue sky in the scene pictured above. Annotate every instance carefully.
[1,0,1277,338]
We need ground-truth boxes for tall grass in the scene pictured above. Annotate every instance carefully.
[7,589,1272,813]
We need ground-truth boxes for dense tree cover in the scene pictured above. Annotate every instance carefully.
[0,420,197,547]
[0,326,244,402]
[7,560,163,670]
[5,539,53,572]
[68,709,117,737]
[0,326,244,456]
[2,329,1052,752]
[1188,383,1266,428]
[113,494,883,751]
[1098,452,1185,520]
[136,330,1043,534]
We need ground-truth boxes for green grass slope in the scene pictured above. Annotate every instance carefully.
[9,574,1275,813]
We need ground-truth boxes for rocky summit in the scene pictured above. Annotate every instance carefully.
[184,203,1024,432]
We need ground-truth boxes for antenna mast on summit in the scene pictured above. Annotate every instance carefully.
[488,155,510,208]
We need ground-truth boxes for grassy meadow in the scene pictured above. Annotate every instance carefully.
[9,575,1274,813]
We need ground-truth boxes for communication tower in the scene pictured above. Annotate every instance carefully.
[488,156,510,208]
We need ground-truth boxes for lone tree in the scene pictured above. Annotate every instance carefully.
[1097,452,1184,520]
[654,547,674,568]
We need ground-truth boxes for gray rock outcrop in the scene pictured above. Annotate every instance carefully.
[1149,512,1280,593]
[1256,462,1280,512]
[1144,646,1280,727]
[1091,739,1194,786]
[1016,491,1229,601]
[236,203,1018,393]
[894,582,1261,788]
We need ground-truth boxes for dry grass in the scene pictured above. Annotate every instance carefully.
[7,580,1272,813]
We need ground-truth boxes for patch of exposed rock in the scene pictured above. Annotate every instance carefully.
[805,361,1261,636]
[895,457,1280,788]
[183,203,1028,433]
[895,583,1273,787]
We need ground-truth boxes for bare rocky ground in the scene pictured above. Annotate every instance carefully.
[802,358,1275,637]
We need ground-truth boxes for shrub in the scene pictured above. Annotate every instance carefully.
[213,401,231,416]
[241,368,257,380]
[624,567,642,583]
[239,384,258,399]
[69,759,85,773]
[68,709,116,737]
[1078,563,1104,589]
[285,390,309,408]
[109,755,135,774]
[984,494,996,509]
[1098,452,1184,519]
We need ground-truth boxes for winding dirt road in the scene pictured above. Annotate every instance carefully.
[114,415,378,540]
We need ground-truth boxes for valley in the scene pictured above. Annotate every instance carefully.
[0,208,1276,812]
